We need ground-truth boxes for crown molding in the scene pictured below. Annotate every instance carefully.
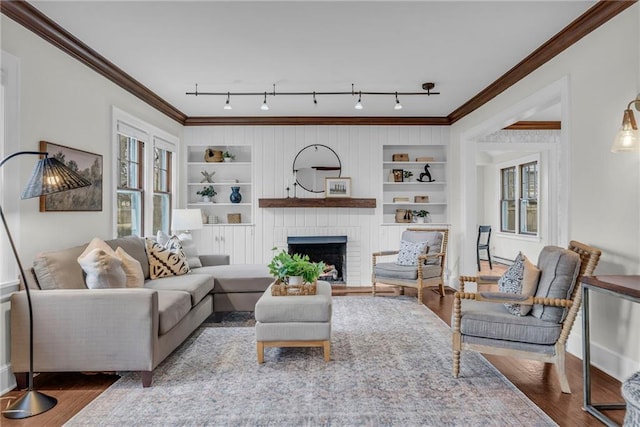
[447,0,636,125]
[183,116,450,126]
[0,0,188,124]
[1,0,634,126]
[504,121,561,131]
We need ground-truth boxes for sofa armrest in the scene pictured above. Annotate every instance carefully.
[199,254,230,266]
[11,289,159,373]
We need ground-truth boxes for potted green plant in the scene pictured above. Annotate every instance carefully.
[412,209,431,224]
[196,185,217,202]
[403,170,413,180]
[268,249,325,285]
[222,151,235,162]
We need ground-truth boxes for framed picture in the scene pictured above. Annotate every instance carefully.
[393,169,404,182]
[39,141,103,212]
[325,177,352,198]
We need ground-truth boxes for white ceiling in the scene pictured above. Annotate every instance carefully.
[29,1,596,118]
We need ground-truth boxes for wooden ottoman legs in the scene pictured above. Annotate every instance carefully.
[257,340,331,364]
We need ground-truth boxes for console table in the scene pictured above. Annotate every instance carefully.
[581,275,640,426]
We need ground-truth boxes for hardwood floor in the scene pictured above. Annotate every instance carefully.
[1,260,625,426]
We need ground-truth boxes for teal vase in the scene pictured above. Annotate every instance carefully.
[230,187,242,203]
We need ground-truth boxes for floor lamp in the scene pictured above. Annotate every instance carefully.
[1,151,91,419]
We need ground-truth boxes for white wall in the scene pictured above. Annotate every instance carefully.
[449,4,640,380]
[0,17,183,393]
[183,125,450,285]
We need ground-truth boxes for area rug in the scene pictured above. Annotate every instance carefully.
[65,297,556,426]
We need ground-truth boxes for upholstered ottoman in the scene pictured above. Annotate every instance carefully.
[623,371,640,426]
[255,280,332,363]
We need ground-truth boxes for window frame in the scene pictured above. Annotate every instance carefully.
[498,155,540,238]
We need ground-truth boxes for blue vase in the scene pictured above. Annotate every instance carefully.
[230,186,242,203]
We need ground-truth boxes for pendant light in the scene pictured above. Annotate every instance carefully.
[354,92,363,110]
[260,92,269,111]
[394,92,403,110]
[223,92,232,110]
[611,96,640,152]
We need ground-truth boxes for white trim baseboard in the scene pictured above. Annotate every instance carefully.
[0,363,16,395]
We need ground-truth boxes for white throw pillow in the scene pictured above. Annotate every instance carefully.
[145,238,190,279]
[498,252,541,316]
[77,248,126,289]
[177,233,203,269]
[115,247,145,288]
[396,240,429,266]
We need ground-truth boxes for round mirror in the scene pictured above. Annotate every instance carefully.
[293,144,341,193]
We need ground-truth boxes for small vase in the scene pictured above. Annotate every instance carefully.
[230,186,242,203]
[202,196,211,203]
[288,276,303,286]
[416,217,425,224]
[224,158,232,162]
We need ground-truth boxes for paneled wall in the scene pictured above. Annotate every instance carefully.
[182,125,449,285]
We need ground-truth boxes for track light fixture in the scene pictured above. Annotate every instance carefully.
[260,92,269,111]
[354,91,363,110]
[394,92,403,110]
[223,92,232,110]
[611,94,640,152]
[186,82,440,111]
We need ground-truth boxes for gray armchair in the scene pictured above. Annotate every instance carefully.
[452,240,601,393]
[372,228,448,301]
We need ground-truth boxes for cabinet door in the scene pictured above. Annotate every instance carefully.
[218,226,255,264]
[191,226,215,255]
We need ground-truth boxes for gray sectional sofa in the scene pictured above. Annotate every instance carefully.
[10,235,273,387]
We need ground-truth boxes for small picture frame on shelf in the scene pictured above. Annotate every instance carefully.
[227,213,241,224]
[392,169,404,182]
[324,177,351,198]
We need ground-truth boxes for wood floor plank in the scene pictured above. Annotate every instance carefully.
[1,261,626,426]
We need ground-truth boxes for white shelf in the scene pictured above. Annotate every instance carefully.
[381,222,450,226]
[188,202,251,207]
[383,161,446,167]
[187,162,251,166]
[383,182,447,185]
[384,202,447,207]
[203,223,255,227]
[188,182,251,186]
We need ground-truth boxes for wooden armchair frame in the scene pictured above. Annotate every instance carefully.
[452,240,601,394]
[372,228,449,301]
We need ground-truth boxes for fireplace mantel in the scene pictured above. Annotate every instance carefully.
[258,198,376,208]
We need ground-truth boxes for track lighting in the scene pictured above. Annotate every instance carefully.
[223,92,232,110]
[186,82,440,112]
[611,95,640,152]
[394,92,403,110]
[354,92,363,110]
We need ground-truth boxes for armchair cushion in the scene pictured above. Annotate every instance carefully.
[396,240,429,266]
[374,262,442,281]
[531,247,581,323]
[459,299,562,345]
[401,230,443,265]
[498,253,541,316]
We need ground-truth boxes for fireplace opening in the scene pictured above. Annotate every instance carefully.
[287,236,347,285]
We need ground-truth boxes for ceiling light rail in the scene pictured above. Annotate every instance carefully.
[186,82,440,111]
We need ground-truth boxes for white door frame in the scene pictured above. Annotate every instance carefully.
[459,77,570,277]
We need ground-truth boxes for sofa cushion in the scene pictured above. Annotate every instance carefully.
[157,231,202,269]
[105,236,149,280]
[156,290,192,335]
[192,264,273,293]
[459,299,562,345]
[498,253,541,316]
[374,262,442,281]
[145,274,214,306]
[116,247,145,288]
[255,281,332,323]
[531,246,581,323]
[145,238,190,279]
[77,247,127,289]
[33,243,88,289]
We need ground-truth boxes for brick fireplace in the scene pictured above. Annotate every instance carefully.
[287,235,347,285]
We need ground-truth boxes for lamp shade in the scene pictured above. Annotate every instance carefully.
[611,109,640,152]
[171,209,203,231]
[21,157,91,199]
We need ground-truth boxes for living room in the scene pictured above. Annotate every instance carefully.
[1,1,639,425]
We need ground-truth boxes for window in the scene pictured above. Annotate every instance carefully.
[500,161,538,236]
[113,108,178,238]
[152,144,172,235]
[116,134,144,237]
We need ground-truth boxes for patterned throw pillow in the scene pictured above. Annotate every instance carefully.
[157,230,202,269]
[145,238,190,279]
[498,252,541,316]
[77,247,127,289]
[396,240,429,266]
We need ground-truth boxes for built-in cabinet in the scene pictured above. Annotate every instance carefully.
[382,144,447,225]
[190,225,255,264]
[186,145,253,225]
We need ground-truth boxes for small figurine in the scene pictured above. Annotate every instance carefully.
[417,164,434,182]
[200,170,215,183]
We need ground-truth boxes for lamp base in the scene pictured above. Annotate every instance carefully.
[2,390,57,419]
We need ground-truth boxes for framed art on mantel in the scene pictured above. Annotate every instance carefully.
[39,141,103,212]
[325,177,351,198]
